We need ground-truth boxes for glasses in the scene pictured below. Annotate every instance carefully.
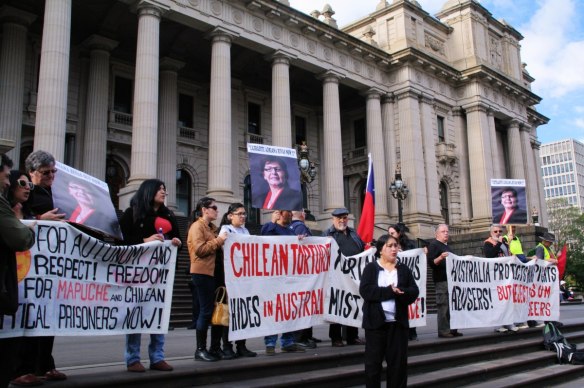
[493,230,502,234]
[206,205,218,211]
[232,212,247,217]
[17,179,34,190]
[37,169,57,176]
[501,195,515,200]
[334,215,349,220]
[264,167,283,173]
[385,243,399,248]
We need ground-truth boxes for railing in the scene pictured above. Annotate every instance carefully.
[109,110,133,128]
[247,133,264,144]
[179,126,197,141]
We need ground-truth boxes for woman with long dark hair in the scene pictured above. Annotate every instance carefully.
[188,197,228,362]
[119,179,181,373]
[210,203,257,358]
[360,234,419,388]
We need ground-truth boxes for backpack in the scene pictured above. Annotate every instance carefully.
[543,321,573,351]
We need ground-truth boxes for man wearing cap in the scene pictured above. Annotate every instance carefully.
[535,232,558,264]
[323,208,366,347]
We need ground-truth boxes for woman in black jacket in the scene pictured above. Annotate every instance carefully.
[359,234,419,388]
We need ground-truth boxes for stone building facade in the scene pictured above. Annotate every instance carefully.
[0,0,549,239]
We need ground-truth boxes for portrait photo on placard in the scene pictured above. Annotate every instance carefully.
[491,179,528,225]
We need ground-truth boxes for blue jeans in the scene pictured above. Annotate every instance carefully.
[125,334,165,365]
[192,274,215,331]
[264,332,295,347]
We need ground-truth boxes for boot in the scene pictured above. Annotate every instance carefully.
[236,340,257,357]
[195,329,219,362]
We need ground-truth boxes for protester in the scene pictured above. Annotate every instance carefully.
[0,155,36,388]
[252,156,302,210]
[503,225,527,263]
[23,150,67,381]
[427,223,462,338]
[211,202,257,358]
[188,197,228,362]
[119,179,181,372]
[6,171,34,219]
[261,210,306,354]
[289,210,318,349]
[483,225,519,333]
[493,187,527,225]
[535,232,558,264]
[360,234,419,388]
[323,208,366,347]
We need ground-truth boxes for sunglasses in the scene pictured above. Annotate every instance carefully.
[232,212,247,216]
[206,205,218,211]
[17,179,34,190]
[37,169,57,176]
[493,230,502,234]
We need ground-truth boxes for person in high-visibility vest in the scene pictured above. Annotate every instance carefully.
[503,225,527,263]
[535,232,559,264]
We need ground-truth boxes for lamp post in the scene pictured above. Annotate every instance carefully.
[389,164,409,223]
[297,141,317,184]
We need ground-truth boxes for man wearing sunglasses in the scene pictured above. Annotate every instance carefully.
[323,208,366,347]
[0,153,36,388]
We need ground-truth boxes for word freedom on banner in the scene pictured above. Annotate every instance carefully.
[0,221,177,338]
[447,254,559,329]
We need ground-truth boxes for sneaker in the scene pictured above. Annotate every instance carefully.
[516,323,529,329]
[508,325,519,332]
[281,344,306,353]
[266,346,276,355]
[296,340,317,349]
[535,322,546,328]
[495,327,508,333]
[309,337,323,343]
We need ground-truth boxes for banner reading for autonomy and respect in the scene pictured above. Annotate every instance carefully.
[327,247,427,329]
[447,254,559,329]
[0,221,177,338]
[225,235,331,341]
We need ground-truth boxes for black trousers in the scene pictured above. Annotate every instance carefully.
[329,323,358,342]
[364,322,408,388]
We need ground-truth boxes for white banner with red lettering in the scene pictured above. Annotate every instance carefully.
[326,247,427,329]
[224,234,427,341]
[447,254,560,329]
[0,221,177,338]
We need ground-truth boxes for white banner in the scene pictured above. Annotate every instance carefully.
[447,254,560,329]
[0,221,177,338]
[326,247,427,328]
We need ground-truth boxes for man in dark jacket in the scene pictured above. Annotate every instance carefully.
[323,208,366,347]
[0,153,36,388]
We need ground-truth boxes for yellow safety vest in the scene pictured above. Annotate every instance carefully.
[504,235,524,255]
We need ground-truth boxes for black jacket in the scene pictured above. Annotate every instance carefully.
[119,205,181,247]
[359,260,419,330]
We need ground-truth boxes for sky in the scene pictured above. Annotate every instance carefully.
[288,0,584,144]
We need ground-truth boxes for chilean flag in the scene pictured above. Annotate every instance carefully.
[357,154,375,244]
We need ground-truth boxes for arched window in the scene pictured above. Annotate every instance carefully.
[176,169,192,216]
[244,175,260,226]
[440,181,449,224]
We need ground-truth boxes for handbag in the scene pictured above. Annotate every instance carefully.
[211,286,229,326]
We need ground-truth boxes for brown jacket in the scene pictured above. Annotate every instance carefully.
[188,217,223,276]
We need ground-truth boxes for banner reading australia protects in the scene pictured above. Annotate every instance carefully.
[224,234,427,341]
[0,221,177,338]
[447,254,559,329]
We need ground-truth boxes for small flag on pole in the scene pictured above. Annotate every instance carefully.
[557,244,568,279]
[357,154,375,244]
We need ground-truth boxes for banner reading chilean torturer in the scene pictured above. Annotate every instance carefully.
[0,221,177,338]
[447,254,559,329]
[491,179,528,225]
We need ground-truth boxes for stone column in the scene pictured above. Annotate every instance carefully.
[521,125,539,218]
[157,58,185,211]
[0,6,36,163]
[270,51,293,148]
[453,107,471,222]
[464,103,494,225]
[532,139,548,226]
[365,89,388,220]
[207,28,236,200]
[396,90,427,216]
[487,110,501,177]
[506,119,525,179]
[319,71,345,212]
[34,0,71,160]
[118,4,164,210]
[381,94,396,217]
[419,95,440,216]
[82,35,118,180]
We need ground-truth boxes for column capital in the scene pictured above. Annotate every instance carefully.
[317,70,344,83]
[452,106,464,117]
[0,5,37,26]
[393,87,423,101]
[462,102,490,114]
[508,118,520,129]
[381,93,395,104]
[160,57,185,72]
[362,87,383,100]
[268,49,297,64]
[83,34,118,52]
[519,122,531,132]
[136,1,168,18]
[419,92,434,105]
[207,26,239,44]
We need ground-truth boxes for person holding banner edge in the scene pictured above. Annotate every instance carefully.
[360,234,419,388]
[188,197,229,362]
[427,224,462,338]
[119,179,182,372]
